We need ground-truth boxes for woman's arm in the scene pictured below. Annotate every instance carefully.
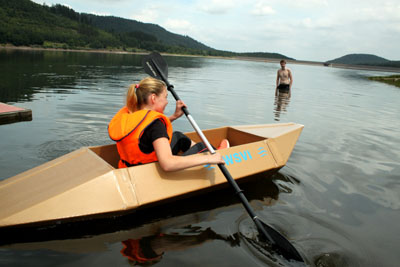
[153,137,224,172]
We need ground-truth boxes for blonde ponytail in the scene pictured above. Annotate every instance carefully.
[126,84,138,112]
[126,77,166,113]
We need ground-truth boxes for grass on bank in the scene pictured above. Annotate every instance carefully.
[368,75,400,88]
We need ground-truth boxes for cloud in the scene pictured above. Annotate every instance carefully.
[89,11,111,16]
[131,6,160,23]
[251,1,276,16]
[197,0,237,14]
[280,0,328,8]
[298,16,338,30]
[355,2,400,22]
[164,19,193,34]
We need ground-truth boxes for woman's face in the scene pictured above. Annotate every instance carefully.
[153,87,168,113]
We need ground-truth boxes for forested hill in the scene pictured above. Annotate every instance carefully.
[84,15,212,51]
[0,0,117,49]
[0,0,291,60]
[0,0,211,54]
[327,54,400,68]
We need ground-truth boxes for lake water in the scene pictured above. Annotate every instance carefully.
[0,49,399,267]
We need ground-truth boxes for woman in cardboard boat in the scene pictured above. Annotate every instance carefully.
[109,77,226,171]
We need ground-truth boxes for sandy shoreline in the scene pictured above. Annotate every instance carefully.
[2,45,399,73]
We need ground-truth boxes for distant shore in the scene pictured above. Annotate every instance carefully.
[2,45,400,73]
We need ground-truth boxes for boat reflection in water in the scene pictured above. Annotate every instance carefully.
[274,93,291,121]
[118,175,282,265]
[120,226,240,265]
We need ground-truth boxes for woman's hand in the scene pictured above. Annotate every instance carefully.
[208,152,225,165]
[169,100,187,122]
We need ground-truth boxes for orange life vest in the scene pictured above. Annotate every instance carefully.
[108,107,173,168]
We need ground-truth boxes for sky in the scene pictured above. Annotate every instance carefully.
[31,0,400,61]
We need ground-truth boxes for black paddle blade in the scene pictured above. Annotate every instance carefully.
[258,220,304,263]
[142,52,168,80]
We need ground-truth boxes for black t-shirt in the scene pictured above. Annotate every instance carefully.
[139,119,169,154]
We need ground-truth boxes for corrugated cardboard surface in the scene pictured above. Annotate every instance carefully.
[0,148,119,227]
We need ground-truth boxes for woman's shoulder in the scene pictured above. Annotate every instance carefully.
[149,119,167,131]
[143,119,168,141]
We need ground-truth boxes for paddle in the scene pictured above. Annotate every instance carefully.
[142,52,304,263]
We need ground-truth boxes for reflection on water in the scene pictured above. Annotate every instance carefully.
[0,49,144,102]
[274,93,291,121]
[120,223,309,267]
[120,226,239,266]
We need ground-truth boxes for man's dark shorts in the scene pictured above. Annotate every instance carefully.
[278,84,290,93]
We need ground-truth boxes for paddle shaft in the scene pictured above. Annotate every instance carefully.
[149,58,275,244]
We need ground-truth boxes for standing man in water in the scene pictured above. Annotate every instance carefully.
[275,59,293,97]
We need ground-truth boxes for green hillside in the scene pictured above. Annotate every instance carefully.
[0,0,291,59]
[84,14,213,51]
[0,0,119,49]
[328,54,388,64]
[327,54,400,68]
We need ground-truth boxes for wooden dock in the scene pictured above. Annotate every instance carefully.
[0,103,32,125]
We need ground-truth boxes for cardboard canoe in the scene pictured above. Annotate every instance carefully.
[0,123,303,228]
